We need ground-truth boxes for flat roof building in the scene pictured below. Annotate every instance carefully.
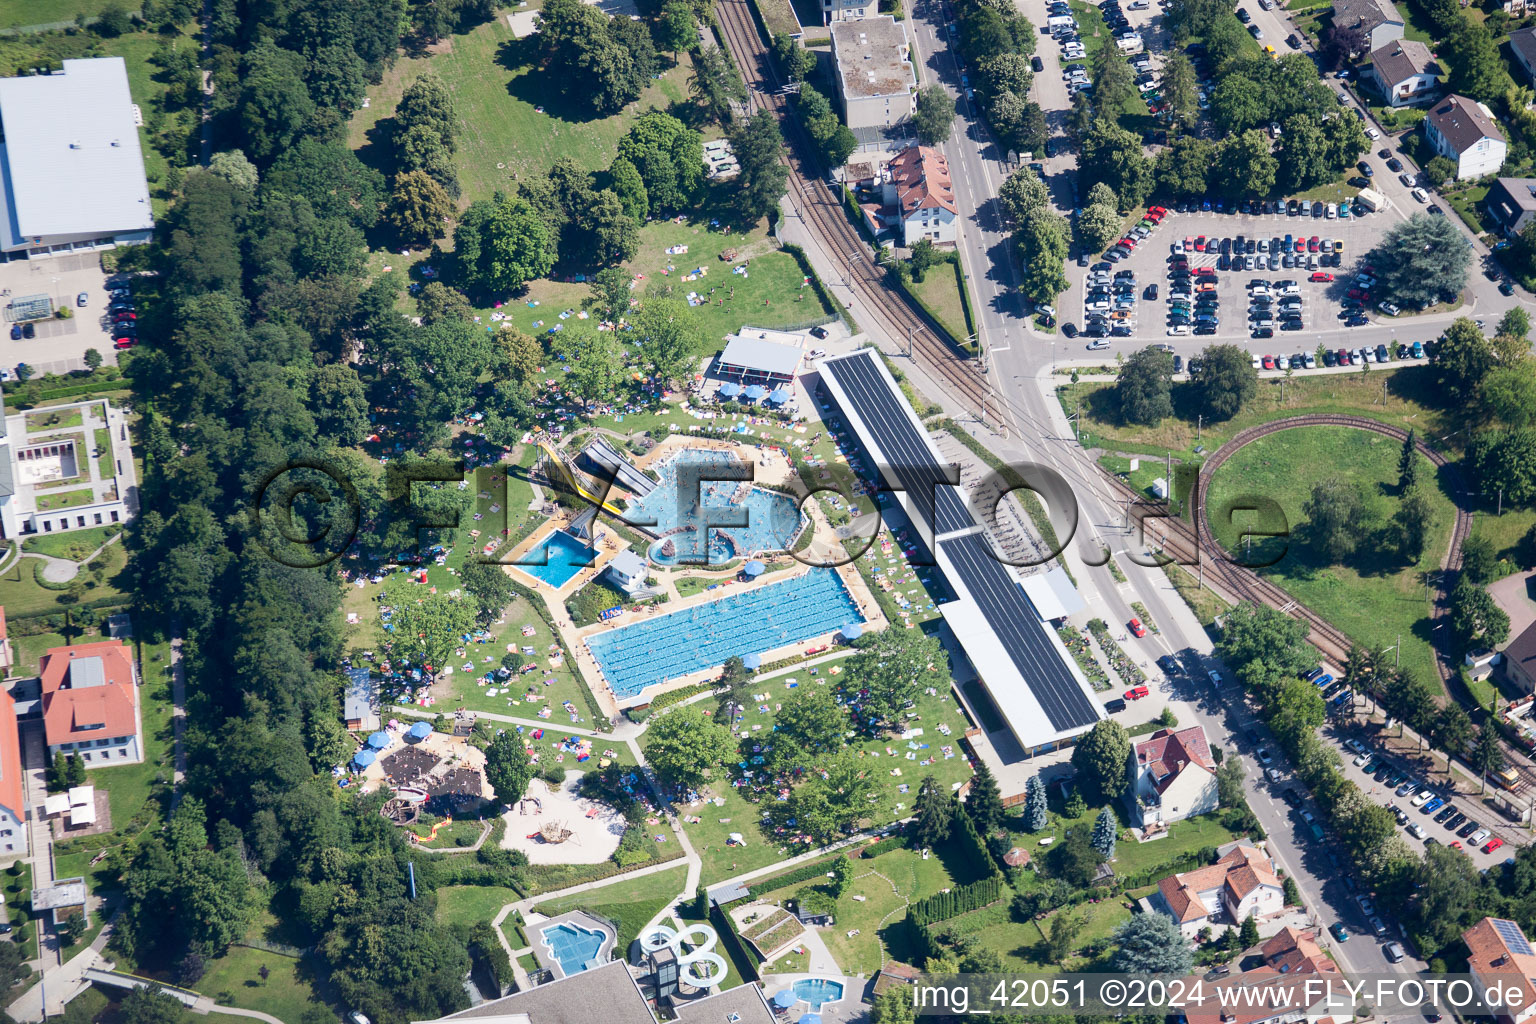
[830,17,914,140]
[0,59,154,257]
[717,331,806,383]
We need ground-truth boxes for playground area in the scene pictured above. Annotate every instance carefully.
[501,769,626,864]
[357,723,492,816]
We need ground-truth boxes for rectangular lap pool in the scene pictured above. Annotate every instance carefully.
[540,921,607,976]
[513,530,598,588]
[586,568,862,699]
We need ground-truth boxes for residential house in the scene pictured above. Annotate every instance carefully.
[1332,0,1404,53]
[1425,95,1507,181]
[1465,917,1536,1024]
[0,58,153,257]
[1127,724,1219,827]
[1153,844,1285,939]
[1363,40,1439,107]
[0,688,25,857]
[1177,928,1350,1024]
[1484,178,1536,237]
[1514,25,1536,85]
[885,145,958,246]
[830,17,914,136]
[38,640,140,765]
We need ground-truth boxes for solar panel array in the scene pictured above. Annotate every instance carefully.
[1494,919,1533,956]
[820,351,1101,735]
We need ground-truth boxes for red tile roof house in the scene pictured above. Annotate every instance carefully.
[0,687,25,858]
[1465,917,1536,1024]
[1177,927,1352,1024]
[1152,844,1285,940]
[1127,724,1219,827]
[39,640,140,767]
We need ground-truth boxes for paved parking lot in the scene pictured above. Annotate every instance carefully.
[0,253,123,378]
[1068,204,1403,350]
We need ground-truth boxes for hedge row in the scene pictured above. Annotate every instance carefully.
[908,875,1004,928]
[746,853,844,899]
[857,833,909,858]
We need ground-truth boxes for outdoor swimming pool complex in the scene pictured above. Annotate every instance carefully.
[513,530,598,588]
[586,568,862,698]
[540,921,608,976]
[792,978,845,1009]
[626,449,803,566]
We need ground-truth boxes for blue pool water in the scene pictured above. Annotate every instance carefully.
[792,978,845,1008]
[625,449,803,566]
[541,922,608,975]
[587,569,862,698]
[514,531,598,588]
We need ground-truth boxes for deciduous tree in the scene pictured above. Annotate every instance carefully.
[914,85,957,145]
[643,706,736,789]
[1070,720,1130,803]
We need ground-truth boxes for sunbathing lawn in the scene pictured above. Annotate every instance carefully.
[194,944,324,1024]
[533,863,689,950]
[1204,425,1457,686]
[686,683,974,885]
[436,884,522,931]
[348,16,695,200]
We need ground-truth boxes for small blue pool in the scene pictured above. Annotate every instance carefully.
[540,921,607,976]
[514,531,598,588]
[793,978,845,1009]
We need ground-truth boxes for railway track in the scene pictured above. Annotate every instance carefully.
[712,0,996,426]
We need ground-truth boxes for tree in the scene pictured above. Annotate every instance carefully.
[870,987,918,1024]
[1217,603,1315,700]
[1070,720,1131,803]
[1483,365,1536,428]
[908,238,940,283]
[630,297,703,383]
[1319,18,1366,67]
[385,591,477,672]
[786,751,877,840]
[657,2,697,57]
[1502,307,1532,342]
[689,44,747,122]
[1239,912,1260,949]
[453,191,557,296]
[1470,428,1536,505]
[1215,756,1245,806]
[998,165,1049,224]
[539,0,652,113]
[1195,344,1258,420]
[1449,578,1511,651]
[82,348,102,373]
[1398,429,1419,492]
[1217,130,1279,198]
[1303,477,1365,564]
[607,157,650,222]
[1114,346,1175,426]
[1090,807,1117,860]
[589,266,635,323]
[1076,200,1122,254]
[912,775,953,848]
[207,150,259,193]
[1434,703,1474,765]
[967,758,1004,836]
[1472,727,1506,789]
[416,282,474,325]
[846,628,945,731]
[554,327,625,410]
[1369,214,1473,311]
[484,731,534,805]
[643,707,735,789]
[727,111,789,224]
[1270,680,1326,749]
[237,42,316,162]
[1154,136,1215,197]
[1091,45,1137,114]
[1161,54,1198,127]
[1112,913,1193,974]
[773,32,817,81]
[1462,534,1499,585]
[389,170,454,246]
[119,985,185,1024]
[1393,486,1436,563]
[977,53,1033,103]
[770,684,846,770]
[1080,118,1154,211]
[95,3,133,34]
[913,85,956,145]
[1046,908,1084,961]
[1016,207,1070,301]
[1023,774,1047,831]
[458,560,517,623]
[1443,20,1512,102]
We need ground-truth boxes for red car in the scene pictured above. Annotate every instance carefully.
[1485,837,1505,854]
[1293,238,1306,252]
[1129,617,1147,638]
[113,310,135,321]
[1347,288,1368,300]
[1307,236,1320,252]
[1194,236,1207,251]
[1119,237,1137,249]
[1337,348,1352,364]
[1184,236,1195,250]
[1125,684,1150,700]
[1149,205,1168,217]
[1310,271,1334,282]
[1450,840,1463,850]
[1262,355,1275,369]
[113,338,135,350]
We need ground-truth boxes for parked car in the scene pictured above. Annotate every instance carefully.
[1125,684,1150,700]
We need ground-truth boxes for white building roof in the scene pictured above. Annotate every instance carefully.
[1018,566,1087,620]
[718,333,805,377]
[67,785,92,807]
[42,794,67,817]
[0,59,154,249]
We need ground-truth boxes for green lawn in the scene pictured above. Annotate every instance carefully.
[533,863,689,950]
[904,261,973,349]
[687,681,973,884]
[0,0,115,26]
[0,536,129,615]
[21,525,120,562]
[1204,425,1458,685]
[26,409,81,432]
[95,428,113,480]
[1061,364,1451,461]
[99,639,175,828]
[1446,184,1491,236]
[34,487,96,512]
[435,884,522,931]
[195,945,324,1024]
[349,16,696,202]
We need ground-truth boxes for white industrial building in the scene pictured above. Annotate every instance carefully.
[0,58,154,257]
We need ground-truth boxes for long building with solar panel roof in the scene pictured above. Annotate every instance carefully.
[813,348,1104,758]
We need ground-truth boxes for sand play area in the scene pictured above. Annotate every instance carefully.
[501,769,626,864]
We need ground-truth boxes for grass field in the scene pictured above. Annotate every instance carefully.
[435,884,522,931]
[34,487,97,511]
[195,944,324,1024]
[905,261,972,349]
[1061,364,1451,461]
[0,536,129,615]
[1204,424,1457,684]
[533,863,689,950]
[349,17,696,202]
[0,0,115,27]
[22,525,120,561]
